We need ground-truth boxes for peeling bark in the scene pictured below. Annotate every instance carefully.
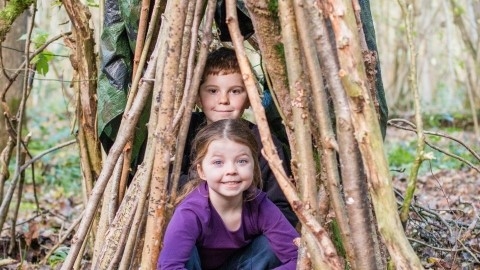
[141,1,191,267]
[63,0,102,199]
[296,0,357,267]
[226,0,342,269]
[245,1,294,135]
[325,0,423,268]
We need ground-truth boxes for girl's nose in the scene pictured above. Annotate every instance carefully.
[225,162,238,174]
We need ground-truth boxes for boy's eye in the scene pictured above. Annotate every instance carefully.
[230,88,244,95]
[207,89,218,94]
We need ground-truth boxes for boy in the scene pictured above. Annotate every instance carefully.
[179,47,298,226]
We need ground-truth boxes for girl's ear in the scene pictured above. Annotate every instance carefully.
[197,164,206,180]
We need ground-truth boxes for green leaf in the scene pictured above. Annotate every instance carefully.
[86,0,99,7]
[51,0,62,7]
[31,51,54,75]
[48,246,70,266]
[18,30,49,48]
[32,31,49,49]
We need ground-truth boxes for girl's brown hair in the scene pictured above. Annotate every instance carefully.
[176,119,262,204]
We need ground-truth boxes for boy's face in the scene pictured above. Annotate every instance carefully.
[198,72,249,124]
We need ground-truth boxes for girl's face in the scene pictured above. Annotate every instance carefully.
[197,138,254,203]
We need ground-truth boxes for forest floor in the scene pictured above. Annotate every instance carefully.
[392,167,480,270]
[0,127,479,269]
[387,126,480,270]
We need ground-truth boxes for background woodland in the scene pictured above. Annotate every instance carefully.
[0,0,479,269]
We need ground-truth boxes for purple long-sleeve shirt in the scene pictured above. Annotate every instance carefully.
[158,182,298,269]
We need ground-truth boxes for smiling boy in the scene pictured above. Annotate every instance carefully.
[198,72,249,123]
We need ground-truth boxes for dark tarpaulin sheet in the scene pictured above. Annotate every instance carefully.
[97,0,149,162]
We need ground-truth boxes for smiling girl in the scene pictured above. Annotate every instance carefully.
[158,119,298,270]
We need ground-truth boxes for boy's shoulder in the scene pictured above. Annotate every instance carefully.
[185,112,207,143]
[246,121,284,147]
[189,112,207,131]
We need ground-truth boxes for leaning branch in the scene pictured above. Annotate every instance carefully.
[226,1,342,269]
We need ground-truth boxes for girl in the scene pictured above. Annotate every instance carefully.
[158,119,299,269]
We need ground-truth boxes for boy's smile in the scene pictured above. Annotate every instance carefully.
[198,73,249,124]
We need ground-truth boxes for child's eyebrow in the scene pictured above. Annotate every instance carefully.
[208,150,250,156]
[207,151,226,157]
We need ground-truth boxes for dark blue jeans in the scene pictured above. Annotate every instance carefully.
[185,235,281,270]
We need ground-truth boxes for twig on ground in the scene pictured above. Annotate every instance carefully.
[456,238,480,263]
[41,211,84,265]
[407,237,465,252]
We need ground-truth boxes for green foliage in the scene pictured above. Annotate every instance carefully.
[31,52,54,75]
[274,42,284,59]
[0,0,35,21]
[330,219,346,258]
[268,0,279,15]
[386,141,416,169]
[386,131,479,174]
[19,29,48,47]
[35,150,82,192]
[26,137,81,193]
[452,3,465,16]
[427,141,475,171]
[19,30,55,75]
[25,75,80,193]
[273,43,287,86]
[19,201,37,212]
[86,0,99,8]
[48,246,69,267]
[426,113,455,128]
[51,0,61,7]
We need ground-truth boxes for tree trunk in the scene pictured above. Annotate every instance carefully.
[62,0,101,261]
[0,8,26,152]
[325,0,423,268]
[227,1,343,268]
[0,5,27,206]
[62,0,102,190]
[56,0,423,268]
[140,1,191,268]
[245,0,296,153]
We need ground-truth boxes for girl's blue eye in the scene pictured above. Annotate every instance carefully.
[238,159,249,164]
[212,160,223,166]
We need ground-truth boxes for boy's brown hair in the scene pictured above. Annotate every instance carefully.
[202,47,241,81]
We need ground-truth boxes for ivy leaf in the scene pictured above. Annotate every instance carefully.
[18,30,49,49]
[51,0,62,7]
[31,51,54,75]
[32,32,49,48]
[86,0,99,7]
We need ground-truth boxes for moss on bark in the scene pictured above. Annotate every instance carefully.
[0,0,35,42]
